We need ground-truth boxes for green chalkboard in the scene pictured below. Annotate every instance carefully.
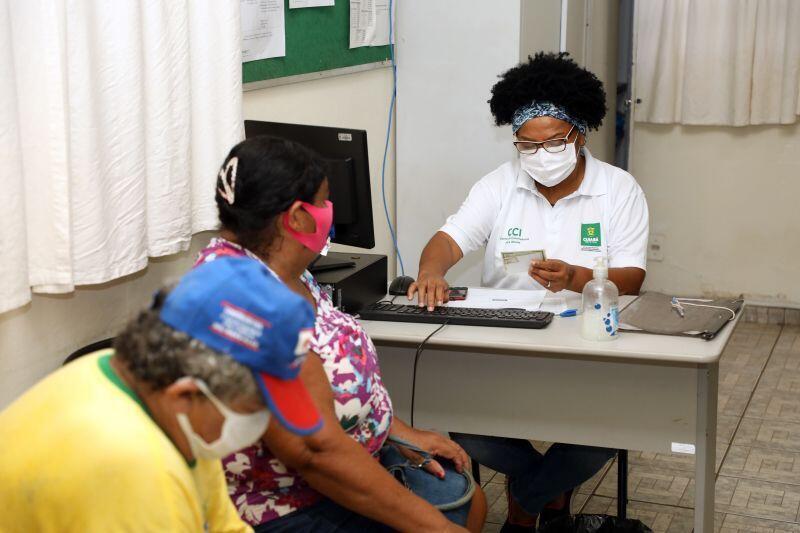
[242,0,391,84]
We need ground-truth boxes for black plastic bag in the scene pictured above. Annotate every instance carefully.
[538,514,653,533]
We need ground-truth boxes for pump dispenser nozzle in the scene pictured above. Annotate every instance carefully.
[593,257,609,280]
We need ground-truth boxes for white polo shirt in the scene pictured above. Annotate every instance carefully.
[440,149,649,290]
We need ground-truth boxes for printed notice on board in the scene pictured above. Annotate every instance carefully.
[349,0,392,48]
[290,0,334,7]
[241,0,285,62]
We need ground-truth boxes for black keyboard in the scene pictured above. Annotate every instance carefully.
[358,302,554,329]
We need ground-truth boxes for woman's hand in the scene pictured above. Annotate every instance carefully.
[401,430,470,475]
[529,259,575,292]
[395,444,448,480]
[407,273,450,311]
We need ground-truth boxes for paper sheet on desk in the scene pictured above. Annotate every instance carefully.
[444,288,546,311]
[540,294,569,314]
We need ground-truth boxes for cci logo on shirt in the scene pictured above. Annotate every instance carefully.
[500,226,529,245]
[581,223,602,248]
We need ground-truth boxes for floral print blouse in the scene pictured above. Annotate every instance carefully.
[194,238,394,526]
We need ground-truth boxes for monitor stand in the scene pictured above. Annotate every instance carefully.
[309,253,357,274]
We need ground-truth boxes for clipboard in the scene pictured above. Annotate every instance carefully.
[618,291,743,340]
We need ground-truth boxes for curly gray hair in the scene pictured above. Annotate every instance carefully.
[113,303,260,404]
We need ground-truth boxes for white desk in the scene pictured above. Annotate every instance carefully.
[360,292,740,532]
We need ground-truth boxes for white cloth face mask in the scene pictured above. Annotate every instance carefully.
[175,378,270,460]
[519,142,578,187]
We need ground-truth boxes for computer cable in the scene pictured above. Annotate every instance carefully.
[409,320,449,427]
[381,0,405,276]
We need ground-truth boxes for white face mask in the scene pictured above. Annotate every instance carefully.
[519,142,578,188]
[175,378,270,460]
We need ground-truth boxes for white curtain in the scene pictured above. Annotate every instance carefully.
[0,0,243,314]
[635,0,800,125]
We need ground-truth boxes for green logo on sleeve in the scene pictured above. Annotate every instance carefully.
[581,223,601,247]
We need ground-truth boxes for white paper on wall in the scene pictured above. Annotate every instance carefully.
[290,0,334,8]
[241,0,285,61]
[349,0,392,48]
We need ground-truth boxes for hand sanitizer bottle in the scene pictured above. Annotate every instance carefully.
[581,257,619,341]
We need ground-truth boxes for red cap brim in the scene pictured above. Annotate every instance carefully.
[257,371,322,435]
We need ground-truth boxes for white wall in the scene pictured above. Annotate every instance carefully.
[242,67,398,274]
[520,0,562,59]
[1,68,396,410]
[632,122,800,306]
[0,233,214,409]
[395,0,543,285]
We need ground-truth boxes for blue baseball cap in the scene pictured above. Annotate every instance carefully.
[160,257,322,435]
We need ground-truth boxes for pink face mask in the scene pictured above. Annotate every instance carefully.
[282,200,334,254]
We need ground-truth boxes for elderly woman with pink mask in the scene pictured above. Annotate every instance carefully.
[408,52,649,531]
[195,135,486,533]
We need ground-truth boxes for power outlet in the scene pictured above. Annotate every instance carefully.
[648,234,664,262]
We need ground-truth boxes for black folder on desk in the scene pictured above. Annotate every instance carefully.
[618,292,743,340]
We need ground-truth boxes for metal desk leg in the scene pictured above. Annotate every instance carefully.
[695,364,718,533]
[617,450,628,519]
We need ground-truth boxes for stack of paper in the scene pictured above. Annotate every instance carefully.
[444,288,546,311]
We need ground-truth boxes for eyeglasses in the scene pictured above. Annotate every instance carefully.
[513,126,576,154]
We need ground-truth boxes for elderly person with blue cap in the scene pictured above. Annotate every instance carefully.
[408,52,650,531]
[0,257,320,532]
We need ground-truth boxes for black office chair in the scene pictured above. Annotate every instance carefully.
[471,449,629,519]
[63,338,115,366]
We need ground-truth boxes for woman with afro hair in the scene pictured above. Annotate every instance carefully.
[407,53,649,531]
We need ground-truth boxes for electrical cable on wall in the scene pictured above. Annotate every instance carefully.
[409,321,448,427]
[381,0,405,276]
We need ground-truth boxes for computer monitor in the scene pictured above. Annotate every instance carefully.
[244,120,375,251]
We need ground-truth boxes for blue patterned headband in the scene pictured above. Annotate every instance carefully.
[511,101,587,135]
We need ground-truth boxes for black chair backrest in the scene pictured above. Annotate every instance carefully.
[63,338,115,366]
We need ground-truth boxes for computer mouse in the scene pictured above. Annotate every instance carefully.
[388,275,416,296]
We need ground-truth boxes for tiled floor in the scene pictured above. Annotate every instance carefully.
[479,323,800,532]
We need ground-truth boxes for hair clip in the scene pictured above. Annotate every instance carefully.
[217,157,238,205]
